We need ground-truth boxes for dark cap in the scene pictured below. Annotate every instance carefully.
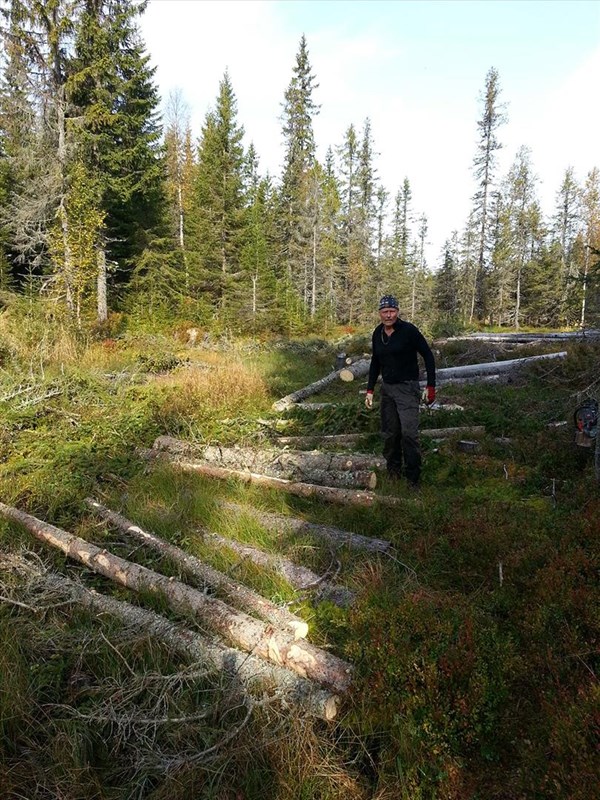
[378,294,399,310]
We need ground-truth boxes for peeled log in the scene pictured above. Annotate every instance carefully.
[201,529,355,607]
[36,570,339,721]
[85,498,308,639]
[0,503,353,692]
[218,500,392,554]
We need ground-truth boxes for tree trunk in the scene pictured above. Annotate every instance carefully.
[201,531,354,607]
[85,498,309,639]
[276,433,367,448]
[217,500,392,554]
[0,503,353,693]
[339,359,370,382]
[155,457,403,509]
[97,247,108,323]
[36,569,339,721]
[272,369,343,411]
[153,437,385,475]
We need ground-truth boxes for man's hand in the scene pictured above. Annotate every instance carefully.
[365,391,373,410]
[426,386,436,405]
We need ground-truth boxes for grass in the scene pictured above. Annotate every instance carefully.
[0,300,597,799]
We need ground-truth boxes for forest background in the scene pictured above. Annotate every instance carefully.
[0,0,599,337]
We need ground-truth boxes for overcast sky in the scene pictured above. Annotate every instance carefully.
[139,0,600,266]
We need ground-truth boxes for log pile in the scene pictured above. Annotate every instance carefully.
[152,436,382,490]
[0,502,353,715]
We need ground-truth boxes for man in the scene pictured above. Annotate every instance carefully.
[365,295,436,487]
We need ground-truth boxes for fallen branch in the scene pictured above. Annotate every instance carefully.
[0,503,353,692]
[85,499,308,640]
[201,530,355,607]
[217,500,392,554]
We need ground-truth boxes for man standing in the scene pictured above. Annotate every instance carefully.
[365,295,436,488]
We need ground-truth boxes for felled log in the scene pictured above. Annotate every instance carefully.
[155,437,385,474]
[152,438,379,490]
[276,433,367,448]
[440,330,600,343]
[339,359,370,382]
[34,569,339,721]
[217,500,392,554]
[433,374,503,387]
[341,351,567,382]
[457,440,481,453]
[272,369,343,411]
[0,503,353,692]
[165,459,403,509]
[421,425,485,438]
[294,402,336,410]
[85,498,308,639]
[202,531,355,607]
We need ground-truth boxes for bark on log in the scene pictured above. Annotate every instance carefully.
[153,438,379,490]
[420,425,485,438]
[340,351,567,382]
[167,459,403,509]
[217,500,392,554]
[0,503,353,692]
[276,433,367,448]
[154,437,385,476]
[202,531,355,607]
[339,359,370,382]
[36,570,339,720]
[439,330,600,343]
[85,498,309,639]
[272,369,343,411]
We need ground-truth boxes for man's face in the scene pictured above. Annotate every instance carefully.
[379,306,399,325]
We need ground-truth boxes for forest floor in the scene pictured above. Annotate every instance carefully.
[0,305,597,800]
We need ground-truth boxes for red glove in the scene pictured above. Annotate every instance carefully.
[426,386,436,405]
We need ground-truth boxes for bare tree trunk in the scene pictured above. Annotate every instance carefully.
[272,368,343,410]
[0,503,353,692]
[85,499,309,639]
[97,247,108,323]
[31,568,339,721]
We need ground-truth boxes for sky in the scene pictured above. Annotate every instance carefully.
[139,0,600,266]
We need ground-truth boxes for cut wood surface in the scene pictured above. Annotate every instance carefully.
[420,425,485,438]
[85,498,309,639]
[35,568,339,720]
[217,500,392,553]
[272,368,343,411]
[152,438,380,489]
[339,359,370,382]
[0,503,353,692]
[165,458,404,509]
[202,530,355,607]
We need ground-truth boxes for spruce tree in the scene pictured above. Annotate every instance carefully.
[191,70,246,315]
[278,34,319,313]
[470,67,506,322]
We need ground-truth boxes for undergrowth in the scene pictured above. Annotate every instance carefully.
[0,302,597,799]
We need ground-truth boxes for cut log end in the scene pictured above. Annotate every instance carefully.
[339,368,355,382]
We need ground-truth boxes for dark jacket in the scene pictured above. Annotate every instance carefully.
[367,319,436,391]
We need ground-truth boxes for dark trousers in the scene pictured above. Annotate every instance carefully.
[380,381,421,483]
